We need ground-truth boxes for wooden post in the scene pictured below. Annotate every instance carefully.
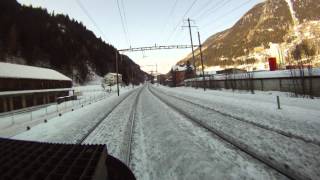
[22,95,27,108]
[3,98,8,112]
[197,31,206,91]
[277,96,281,109]
[9,97,14,111]
[33,95,37,106]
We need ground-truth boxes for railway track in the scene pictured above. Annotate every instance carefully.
[148,85,306,180]
[124,86,143,166]
[77,88,140,144]
[77,86,143,167]
[150,86,320,147]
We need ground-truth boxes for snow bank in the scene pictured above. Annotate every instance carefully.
[186,68,320,81]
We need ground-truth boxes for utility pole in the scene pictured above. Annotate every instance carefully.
[182,18,197,77]
[187,18,196,74]
[156,64,159,86]
[197,31,206,91]
[115,50,120,96]
[131,66,134,88]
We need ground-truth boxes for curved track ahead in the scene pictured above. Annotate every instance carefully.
[148,85,306,180]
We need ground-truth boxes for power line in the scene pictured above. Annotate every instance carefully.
[198,0,232,23]
[75,0,108,41]
[182,0,199,18]
[202,0,253,29]
[165,20,183,43]
[194,0,229,21]
[190,0,216,19]
[120,0,131,46]
[161,0,179,35]
[116,0,130,47]
[165,0,199,44]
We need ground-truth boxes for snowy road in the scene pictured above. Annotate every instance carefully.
[10,84,320,179]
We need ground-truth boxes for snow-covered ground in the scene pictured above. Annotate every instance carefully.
[155,85,320,143]
[131,86,287,180]
[83,89,140,163]
[0,84,134,138]
[5,83,320,179]
[150,85,320,179]
[12,87,137,142]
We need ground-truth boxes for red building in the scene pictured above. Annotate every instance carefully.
[170,64,195,86]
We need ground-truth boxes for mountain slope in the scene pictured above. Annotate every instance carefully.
[178,0,320,69]
[0,0,147,84]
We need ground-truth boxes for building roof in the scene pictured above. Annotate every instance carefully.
[172,64,194,72]
[104,73,122,77]
[0,62,71,81]
[0,138,108,180]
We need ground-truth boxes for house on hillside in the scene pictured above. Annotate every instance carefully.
[0,62,72,113]
[102,73,122,87]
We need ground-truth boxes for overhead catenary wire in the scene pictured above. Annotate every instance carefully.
[161,0,179,35]
[116,0,131,47]
[190,0,213,16]
[165,0,199,44]
[120,0,131,46]
[182,0,199,19]
[202,0,253,29]
[75,0,109,42]
[194,0,231,21]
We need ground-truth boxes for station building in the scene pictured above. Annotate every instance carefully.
[0,62,72,113]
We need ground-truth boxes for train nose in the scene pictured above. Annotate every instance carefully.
[106,155,136,180]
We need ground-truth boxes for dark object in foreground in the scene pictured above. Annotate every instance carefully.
[0,138,135,180]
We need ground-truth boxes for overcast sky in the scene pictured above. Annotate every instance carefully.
[17,0,263,74]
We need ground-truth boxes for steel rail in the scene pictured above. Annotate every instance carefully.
[148,86,306,180]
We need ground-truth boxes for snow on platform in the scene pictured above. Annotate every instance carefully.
[11,87,135,142]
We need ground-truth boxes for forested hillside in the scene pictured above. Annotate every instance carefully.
[0,0,147,84]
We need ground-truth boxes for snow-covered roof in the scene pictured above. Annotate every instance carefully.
[0,62,71,81]
[104,73,122,77]
[172,64,194,72]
